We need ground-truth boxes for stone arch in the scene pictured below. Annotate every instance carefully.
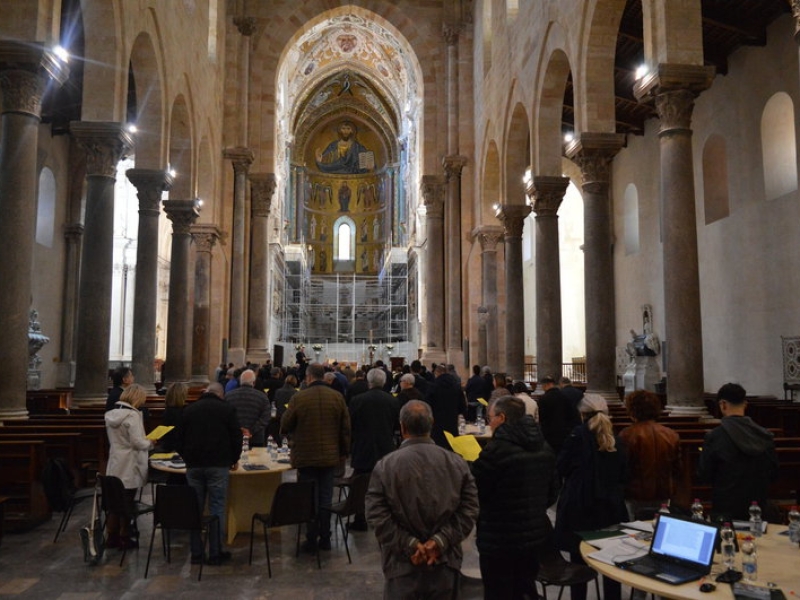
[482,139,501,223]
[80,0,126,120]
[761,91,798,201]
[167,93,194,199]
[504,101,530,205]
[535,46,572,175]
[702,133,730,224]
[129,29,166,168]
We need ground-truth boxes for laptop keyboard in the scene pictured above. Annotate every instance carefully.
[632,557,702,582]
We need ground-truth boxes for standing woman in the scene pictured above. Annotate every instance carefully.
[555,394,628,600]
[104,383,153,549]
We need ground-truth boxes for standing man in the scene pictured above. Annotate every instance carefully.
[225,369,271,447]
[281,363,351,552]
[538,375,581,456]
[366,400,478,599]
[176,382,242,565]
[296,345,309,381]
[698,383,778,521]
[472,395,560,598]
[425,363,466,448]
[347,368,400,531]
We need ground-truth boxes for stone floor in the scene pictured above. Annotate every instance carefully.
[0,479,604,599]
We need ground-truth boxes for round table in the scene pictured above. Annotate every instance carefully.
[150,447,293,544]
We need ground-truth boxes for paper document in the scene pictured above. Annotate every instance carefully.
[444,431,483,462]
[149,452,177,460]
[620,520,654,533]
[476,398,488,406]
[587,537,649,566]
[146,425,174,441]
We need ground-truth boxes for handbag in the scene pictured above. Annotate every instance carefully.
[79,479,104,565]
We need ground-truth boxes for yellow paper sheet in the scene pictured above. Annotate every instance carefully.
[149,452,177,460]
[146,425,174,441]
[444,431,483,462]
[477,397,489,406]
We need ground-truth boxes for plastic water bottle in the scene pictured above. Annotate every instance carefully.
[267,435,277,460]
[721,522,736,570]
[270,402,277,419]
[788,505,800,544]
[476,415,486,435]
[749,501,763,538]
[281,436,289,453]
[652,503,670,529]
[458,415,466,435]
[241,434,250,464]
[691,498,705,521]
[741,536,757,581]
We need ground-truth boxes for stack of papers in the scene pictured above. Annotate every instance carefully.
[586,536,649,566]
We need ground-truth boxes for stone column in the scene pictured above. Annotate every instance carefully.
[126,169,172,390]
[163,200,200,383]
[71,122,134,405]
[420,176,447,363]
[565,133,625,399]
[477,307,489,367]
[56,224,83,388]
[0,43,67,419]
[443,156,467,362]
[473,226,504,369]
[495,205,532,380]
[223,147,254,365]
[635,65,714,411]
[247,173,276,361]
[530,176,570,380]
[190,224,220,384]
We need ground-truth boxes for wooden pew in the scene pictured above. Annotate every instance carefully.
[0,432,82,483]
[0,440,49,531]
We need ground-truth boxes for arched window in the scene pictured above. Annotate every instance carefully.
[623,183,640,254]
[333,215,356,264]
[702,134,730,224]
[36,167,56,248]
[761,92,798,201]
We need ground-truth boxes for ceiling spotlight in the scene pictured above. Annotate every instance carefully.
[635,64,648,79]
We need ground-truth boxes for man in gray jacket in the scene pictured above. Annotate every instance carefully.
[366,400,478,599]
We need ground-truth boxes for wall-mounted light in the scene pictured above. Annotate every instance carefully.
[522,167,532,185]
[563,132,574,143]
[635,64,648,80]
[126,124,137,134]
[53,45,70,63]
[169,169,177,178]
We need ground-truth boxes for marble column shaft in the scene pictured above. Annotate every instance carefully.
[444,156,467,358]
[476,307,489,367]
[0,43,67,418]
[421,176,447,356]
[57,224,83,387]
[474,226,504,370]
[531,176,570,381]
[496,205,532,380]
[635,65,713,408]
[247,173,276,354]
[72,122,133,404]
[223,147,254,352]
[191,224,220,382]
[163,200,200,383]
[566,134,624,396]
[126,169,172,389]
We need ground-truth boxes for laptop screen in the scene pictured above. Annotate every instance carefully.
[650,514,717,566]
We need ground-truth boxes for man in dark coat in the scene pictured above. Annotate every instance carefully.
[538,375,581,455]
[348,368,400,530]
[472,395,560,598]
[225,369,270,446]
[425,364,466,448]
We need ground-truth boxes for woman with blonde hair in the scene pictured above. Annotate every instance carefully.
[554,394,628,600]
[104,383,153,549]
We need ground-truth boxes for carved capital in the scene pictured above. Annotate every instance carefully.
[0,42,68,117]
[472,225,504,252]
[249,172,276,217]
[442,23,460,46]
[531,175,570,217]
[565,133,625,194]
[443,155,468,181]
[126,168,173,215]
[495,204,531,238]
[70,122,134,178]
[191,224,221,252]
[163,199,201,235]
[420,175,446,218]
[655,89,696,136]
[234,16,257,36]
[223,146,254,175]
[633,63,715,103]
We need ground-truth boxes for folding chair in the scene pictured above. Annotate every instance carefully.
[98,474,154,566]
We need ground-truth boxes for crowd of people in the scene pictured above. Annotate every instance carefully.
[100,358,778,600]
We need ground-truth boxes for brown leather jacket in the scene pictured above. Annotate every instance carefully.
[618,420,681,502]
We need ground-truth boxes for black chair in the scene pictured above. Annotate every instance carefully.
[536,534,601,600]
[332,458,351,501]
[329,473,370,563]
[144,484,218,581]
[98,474,154,566]
[248,480,319,576]
[42,458,96,543]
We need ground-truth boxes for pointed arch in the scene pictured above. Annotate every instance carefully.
[504,102,530,205]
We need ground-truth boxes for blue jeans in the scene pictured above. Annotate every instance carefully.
[297,466,334,542]
[186,466,229,558]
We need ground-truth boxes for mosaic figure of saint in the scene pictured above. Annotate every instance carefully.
[338,182,352,212]
[315,121,372,174]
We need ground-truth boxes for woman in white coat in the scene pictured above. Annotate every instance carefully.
[104,383,153,549]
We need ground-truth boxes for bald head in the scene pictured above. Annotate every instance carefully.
[206,382,224,399]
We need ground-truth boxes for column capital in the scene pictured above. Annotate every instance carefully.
[420,175,446,218]
[191,224,221,252]
[234,16,258,36]
[633,63,715,102]
[442,22,460,46]
[0,41,69,117]
[793,0,800,42]
[70,122,134,178]
[531,175,570,217]
[565,133,626,193]
[126,168,173,215]
[249,172,276,217]
[223,146,254,174]
[163,199,201,234]
[472,225,504,252]
[443,155,468,180]
[495,204,531,238]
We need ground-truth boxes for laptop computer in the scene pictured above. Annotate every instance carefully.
[615,513,719,585]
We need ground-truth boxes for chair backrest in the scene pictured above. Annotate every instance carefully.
[268,480,316,528]
[42,458,76,512]
[99,474,130,516]
[338,473,371,518]
[154,484,203,530]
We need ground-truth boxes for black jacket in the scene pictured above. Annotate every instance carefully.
[425,372,465,448]
[176,392,242,469]
[472,416,559,554]
[349,388,400,472]
[538,387,581,455]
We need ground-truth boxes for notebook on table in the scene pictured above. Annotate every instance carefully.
[615,513,719,585]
